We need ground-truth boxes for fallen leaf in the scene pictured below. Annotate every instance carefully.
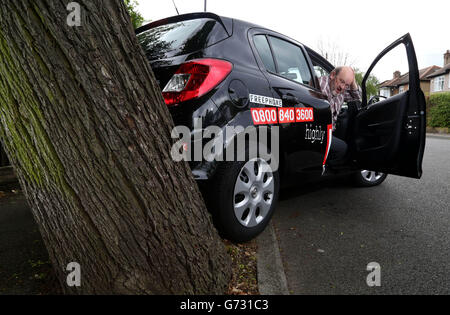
[231,287,244,294]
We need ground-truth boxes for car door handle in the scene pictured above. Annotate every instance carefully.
[282,95,299,105]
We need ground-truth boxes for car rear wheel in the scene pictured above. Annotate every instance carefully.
[208,157,279,243]
[353,170,387,187]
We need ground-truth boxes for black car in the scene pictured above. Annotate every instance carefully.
[136,13,426,242]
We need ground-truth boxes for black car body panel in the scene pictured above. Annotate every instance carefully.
[248,28,332,176]
[136,13,425,182]
[354,34,426,179]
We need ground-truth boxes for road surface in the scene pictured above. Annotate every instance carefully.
[274,136,450,294]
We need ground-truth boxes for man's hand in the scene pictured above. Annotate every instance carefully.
[351,76,358,90]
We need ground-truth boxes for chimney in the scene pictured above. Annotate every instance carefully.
[444,50,450,66]
[393,71,401,79]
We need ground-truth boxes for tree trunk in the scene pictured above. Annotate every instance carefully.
[0,0,231,294]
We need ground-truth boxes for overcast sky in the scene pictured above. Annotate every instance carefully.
[137,0,449,81]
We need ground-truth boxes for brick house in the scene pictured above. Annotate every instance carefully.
[379,65,441,98]
[379,70,402,98]
[427,50,450,94]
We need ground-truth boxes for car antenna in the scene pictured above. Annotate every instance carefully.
[204,0,207,12]
[171,0,180,15]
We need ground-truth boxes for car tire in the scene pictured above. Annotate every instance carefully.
[207,157,280,243]
[353,170,387,187]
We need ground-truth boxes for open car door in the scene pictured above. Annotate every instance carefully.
[352,34,426,179]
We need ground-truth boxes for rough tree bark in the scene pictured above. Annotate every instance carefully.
[0,0,231,294]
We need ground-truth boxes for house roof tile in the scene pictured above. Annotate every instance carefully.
[426,64,450,79]
[379,65,441,88]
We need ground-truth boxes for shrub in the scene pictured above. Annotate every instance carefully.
[427,92,450,128]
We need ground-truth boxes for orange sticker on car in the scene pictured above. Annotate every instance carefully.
[251,108,278,125]
[323,124,333,165]
[295,108,314,122]
[278,108,296,124]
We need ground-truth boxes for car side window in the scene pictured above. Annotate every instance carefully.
[253,35,276,73]
[268,36,312,86]
[313,65,329,78]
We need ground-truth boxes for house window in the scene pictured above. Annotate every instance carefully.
[399,85,405,93]
[380,88,390,98]
[433,76,445,91]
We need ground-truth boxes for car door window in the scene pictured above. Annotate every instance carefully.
[268,36,312,86]
[313,65,329,78]
[253,35,276,73]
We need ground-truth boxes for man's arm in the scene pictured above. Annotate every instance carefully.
[318,76,330,99]
[344,86,362,102]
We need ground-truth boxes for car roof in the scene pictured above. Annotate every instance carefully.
[136,12,234,36]
[227,16,334,71]
[136,12,334,72]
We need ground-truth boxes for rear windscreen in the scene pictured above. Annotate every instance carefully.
[137,18,229,61]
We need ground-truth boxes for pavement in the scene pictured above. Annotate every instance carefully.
[0,189,56,294]
[0,167,16,187]
[425,132,450,139]
[256,222,289,294]
[257,135,450,294]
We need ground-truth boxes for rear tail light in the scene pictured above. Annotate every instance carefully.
[162,58,233,106]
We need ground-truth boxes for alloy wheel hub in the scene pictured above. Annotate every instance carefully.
[233,158,275,228]
[361,170,384,182]
[251,186,259,199]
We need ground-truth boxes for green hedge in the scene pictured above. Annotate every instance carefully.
[428,92,450,128]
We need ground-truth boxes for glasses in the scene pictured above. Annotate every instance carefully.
[338,78,350,90]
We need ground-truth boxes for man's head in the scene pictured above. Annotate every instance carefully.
[329,66,355,95]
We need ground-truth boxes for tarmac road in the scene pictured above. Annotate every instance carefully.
[1,136,449,295]
[273,136,450,294]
